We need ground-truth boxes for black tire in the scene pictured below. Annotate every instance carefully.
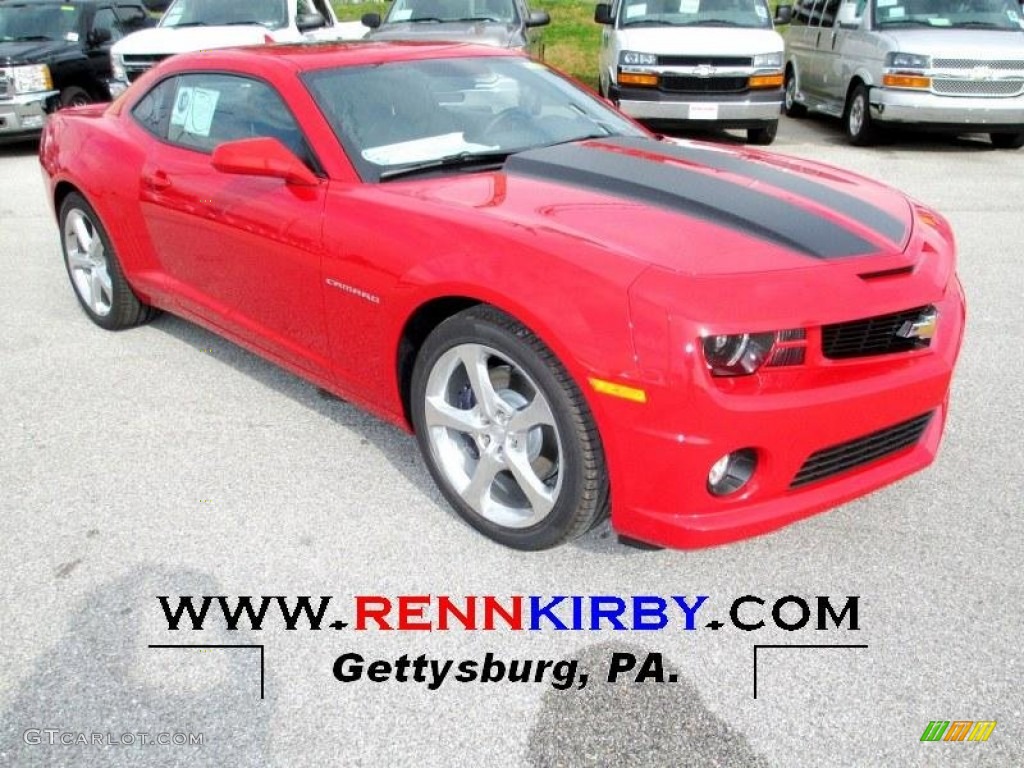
[990,132,1024,149]
[410,306,609,550]
[59,192,157,330]
[784,68,806,118]
[60,86,92,108]
[747,121,778,145]
[844,83,877,146]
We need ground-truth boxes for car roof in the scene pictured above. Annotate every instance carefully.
[168,40,518,76]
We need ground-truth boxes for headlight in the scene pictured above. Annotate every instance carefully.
[752,52,783,69]
[885,52,930,70]
[702,329,807,376]
[111,54,127,83]
[620,50,657,67]
[10,64,53,94]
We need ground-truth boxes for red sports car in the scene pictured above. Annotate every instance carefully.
[39,42,965,550]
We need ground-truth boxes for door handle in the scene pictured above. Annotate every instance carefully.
[142,171,171,191]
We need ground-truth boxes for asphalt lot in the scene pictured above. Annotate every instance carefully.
[0,114,1021,767]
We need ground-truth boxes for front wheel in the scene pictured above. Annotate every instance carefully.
[60,86,92,108]
[784,69,806,118]
[844,83,877,146]
[747,121,778,145]
[411,307,609,550]
[990,132,1024,149]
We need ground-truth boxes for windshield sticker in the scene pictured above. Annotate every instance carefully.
[886,6,905,18]
[679,0,699,13]
[171,87,220,138]
[927,16,950,25]
[876,0,895,6]
[362,132,497,166]
[392,8,413,20]
[1008,10,1020,22]
[625,3,648,19]
[61,5,75,10]
[755,4,768,18]
[65,32,79,41]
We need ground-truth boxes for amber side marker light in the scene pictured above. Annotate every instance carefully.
[588,377,648,403]
[749,73,784,89]
[619,72,659,87]
[882,74,931,89]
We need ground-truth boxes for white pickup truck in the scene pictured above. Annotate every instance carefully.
[109,0,366,93]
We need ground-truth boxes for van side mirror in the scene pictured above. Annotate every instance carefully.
[296,12,327,31]
[525,10,550,27]
[88,27,112,46]
[362,12,382,28]
[774,5,793,24]
[594,3,614,24]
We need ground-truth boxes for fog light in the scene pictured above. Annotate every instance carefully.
[707,449,757,496]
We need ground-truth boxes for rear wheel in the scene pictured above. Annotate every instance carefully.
[59,192,157,330]
[990,131,1024,149]
[844,83,877,146]
[411,307,608,550]
[747,121,778,145]
[784,69,806,117]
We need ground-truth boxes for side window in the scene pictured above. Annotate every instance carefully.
[92,7,123,40]
[144,74,314,166]
[791,0,817,25]
[818,0,842,26]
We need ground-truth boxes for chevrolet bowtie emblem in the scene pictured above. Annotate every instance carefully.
[896,307,938,341]
[694,64,716,78]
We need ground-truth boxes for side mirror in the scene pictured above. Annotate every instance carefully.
[296,11,327,31]
[361,12,382,28]
[88,27,113,46]
[594,3,614,24]
[525,10,550,27]
[774,4,792,24]
[211,137,319,187]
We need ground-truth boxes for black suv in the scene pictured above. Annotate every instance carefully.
[0,0,152,140]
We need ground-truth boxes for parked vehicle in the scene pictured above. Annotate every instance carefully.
[594,0,786,144]
[108,0,365,92]
[361,0,549,59]
[0,0,151,140]
[779,0,1024,147]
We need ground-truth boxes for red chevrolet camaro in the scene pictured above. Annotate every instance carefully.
[39,42,965,550]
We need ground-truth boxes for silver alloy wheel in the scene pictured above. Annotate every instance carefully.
[848,92,865,137]
[422,342,563,529]
[64,208,113,317]
[785,76,796,111]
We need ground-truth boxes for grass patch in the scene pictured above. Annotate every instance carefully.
[332,0,603,87]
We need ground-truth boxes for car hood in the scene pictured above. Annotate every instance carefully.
[368,21,520,47]
[389,136,918,276]
[0,39,73,65]
[877,28,1024,59]
[112,25,270,56]
[613,27,783,56]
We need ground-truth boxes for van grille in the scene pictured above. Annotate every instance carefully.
[932,79,1023,97]
[657,56,752,67]
[122,53,172,82]
[661,76,748,94]
[790,412,933,488]
[932,58,1024,70]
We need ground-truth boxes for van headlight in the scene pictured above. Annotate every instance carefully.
[8,64,53,94]
[111,53,127,83]
[886,52,930,70]
[752,52,783,69]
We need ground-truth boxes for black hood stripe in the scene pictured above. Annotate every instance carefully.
[504,140,879,260]
[611,136,909,246]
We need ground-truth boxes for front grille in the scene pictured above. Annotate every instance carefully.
[661,76,748,94]
[822,306,931,360]
[0,72,11,99]
[658,55,752,67]
[932,79,1023,97]
[790,412,933,488]
[122,53,171,82]
[933,58,1024,70]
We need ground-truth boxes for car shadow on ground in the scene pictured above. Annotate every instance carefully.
[0,140,40,158]
[148,313,643,556]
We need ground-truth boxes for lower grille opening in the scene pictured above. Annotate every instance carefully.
[790,412,933,488]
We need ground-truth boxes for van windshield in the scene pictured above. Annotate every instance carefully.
[619,0,773,28]
[160,0,288,30]
[874,0,1023,30]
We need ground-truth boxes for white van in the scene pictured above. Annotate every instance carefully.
[594,0,786,144]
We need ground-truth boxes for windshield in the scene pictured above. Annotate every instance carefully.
[874,0,1024,29]
[618,0,773,28]
[160,0,288,29]
[384,0,520,24]
[0,3,82,42]
[303,56,646,181]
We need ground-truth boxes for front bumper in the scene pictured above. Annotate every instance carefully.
[612,85,782,127]
[0,90,58,141]
[872,87,1024,129]
[600,277,965,549]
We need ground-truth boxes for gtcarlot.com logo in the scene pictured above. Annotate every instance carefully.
[920,721,997,742]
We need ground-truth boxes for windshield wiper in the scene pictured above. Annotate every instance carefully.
[954,21,1006,28]
[169,21,208,27]
[456,16,503,22]
[223,20,271,26]
[11,35,52,41]
[379,150,514,181]
[621,19,676,26]
[407,16,445,23]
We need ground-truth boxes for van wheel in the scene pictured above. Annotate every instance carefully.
[784,69,806,117]
[844,83,877,146]
[747,121,778,145]
[990,132,1024,149]
[60,86,92,108]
